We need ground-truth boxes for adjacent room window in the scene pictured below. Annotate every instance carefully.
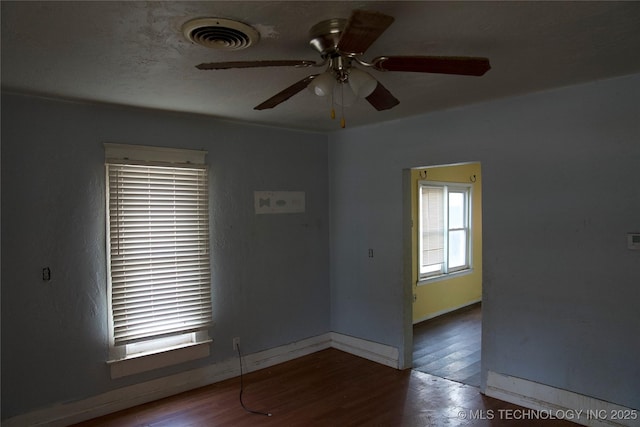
[105,144,212,365]
[418,181,472,281]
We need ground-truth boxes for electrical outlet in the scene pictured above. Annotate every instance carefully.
[42,267,51,281]
[232,337,240,350]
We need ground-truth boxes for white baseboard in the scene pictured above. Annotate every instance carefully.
[413,298,481,325]
[486,371,640,427]
[2,332,398,427]
[330,332,399,369]
[2,357,240,427]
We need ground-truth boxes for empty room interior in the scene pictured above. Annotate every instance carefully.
[2,1,639,426]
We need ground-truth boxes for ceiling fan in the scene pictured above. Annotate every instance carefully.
[194,10,490,126]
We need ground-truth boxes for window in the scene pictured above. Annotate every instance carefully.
[105,144,212,371]
[418,181,472,281]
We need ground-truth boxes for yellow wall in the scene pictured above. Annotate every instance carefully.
[412,163,482,323]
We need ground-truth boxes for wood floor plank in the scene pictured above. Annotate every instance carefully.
[413,303,482,387]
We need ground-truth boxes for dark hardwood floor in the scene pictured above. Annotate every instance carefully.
[413,303,482,387]
[72,347,576,426]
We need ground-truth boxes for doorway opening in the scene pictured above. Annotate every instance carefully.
[405,162,482,387]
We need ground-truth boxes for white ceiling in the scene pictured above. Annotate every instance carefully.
[2,1,640,132]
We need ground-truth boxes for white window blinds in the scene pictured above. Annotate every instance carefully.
[106,145,211,347]
[420,186,445,275]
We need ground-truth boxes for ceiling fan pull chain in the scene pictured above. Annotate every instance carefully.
[340,84,346,128]
[330,83,336,119]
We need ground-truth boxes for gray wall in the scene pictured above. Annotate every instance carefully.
[3,72,640,420]
[1,93,330,419]
[329,73,640,409]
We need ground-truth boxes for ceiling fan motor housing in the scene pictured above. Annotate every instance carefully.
[309,18,347,55]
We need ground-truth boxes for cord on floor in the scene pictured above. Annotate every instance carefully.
[236,344,272,417]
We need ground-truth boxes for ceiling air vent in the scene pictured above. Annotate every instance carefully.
[182,18,260,50]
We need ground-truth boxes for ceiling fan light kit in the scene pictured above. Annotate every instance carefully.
[348,67,377,98]
[308,65,376,100]
[308,72,335,97]
[192,10,491,128]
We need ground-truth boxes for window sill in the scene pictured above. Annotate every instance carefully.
[108,340,212,379]
[417,269,474,286]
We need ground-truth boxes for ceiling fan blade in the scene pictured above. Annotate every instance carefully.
[365,81,400,111]
[254,74,318,110]
[337,10,395,55]
[372,56,491,76]
[196,60,317,70]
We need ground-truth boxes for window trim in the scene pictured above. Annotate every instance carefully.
[417,180,473,284]
[108,338,212,379]
[104,143,212,375]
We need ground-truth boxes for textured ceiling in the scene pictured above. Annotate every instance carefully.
[2,1,640,132]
